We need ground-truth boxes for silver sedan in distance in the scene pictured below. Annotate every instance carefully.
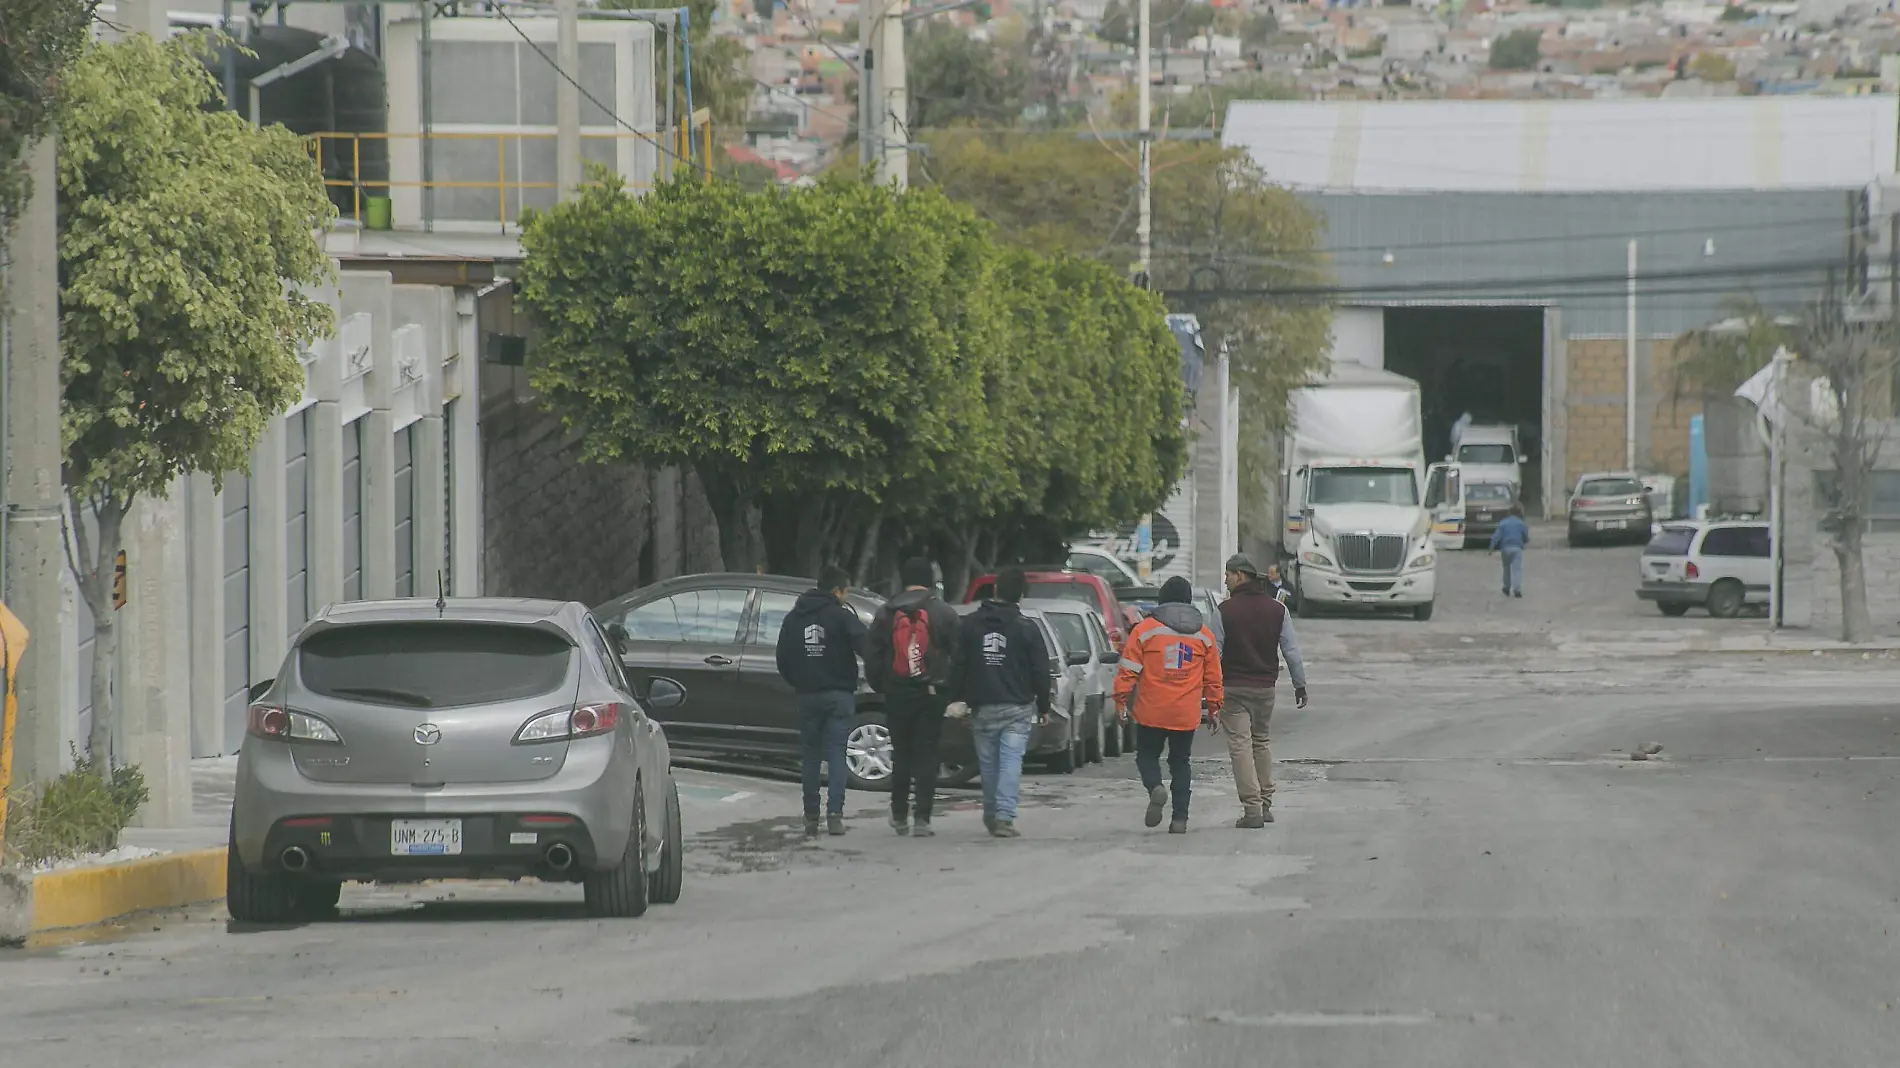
[228,597,684,922]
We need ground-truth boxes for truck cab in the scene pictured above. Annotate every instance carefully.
[1453,424,1525,498]
[1288,457,1438,621]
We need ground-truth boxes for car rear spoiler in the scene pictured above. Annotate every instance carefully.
[297,615,580,646]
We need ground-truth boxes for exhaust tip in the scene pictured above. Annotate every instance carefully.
[544,843,574,872]
[281,846,310,873]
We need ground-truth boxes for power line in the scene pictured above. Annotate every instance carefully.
[493,4,689,166]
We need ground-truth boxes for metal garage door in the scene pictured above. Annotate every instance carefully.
[222,473,251,753]
[395,423,415,597]
[343,418,362,602]
[286,408,310,639]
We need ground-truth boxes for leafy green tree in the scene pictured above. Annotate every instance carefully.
[908,19,1032,131]
[1100,0,1133,47]
[608,0,749,130]
[922,132,1331,549]
[1,1,97,259]
[1688,51,1737,82]
[59,34,334,763]
[1489,28,1543,71]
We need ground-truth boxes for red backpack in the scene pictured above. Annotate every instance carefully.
[890,607,931,681]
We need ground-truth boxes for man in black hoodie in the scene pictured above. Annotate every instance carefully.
[957,568,1052,838]
[865,557,962,838]
[775,565,868,837]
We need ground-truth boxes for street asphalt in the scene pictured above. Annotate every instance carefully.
[3,539,1897,1067]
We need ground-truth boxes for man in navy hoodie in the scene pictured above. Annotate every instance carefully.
[776,565,868,837]
[957,569,1052,838]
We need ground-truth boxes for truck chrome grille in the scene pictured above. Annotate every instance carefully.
[1336,533,1406,572]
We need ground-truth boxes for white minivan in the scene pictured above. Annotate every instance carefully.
[1636,520,1771,618]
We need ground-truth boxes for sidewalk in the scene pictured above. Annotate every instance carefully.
[120,756,234,855]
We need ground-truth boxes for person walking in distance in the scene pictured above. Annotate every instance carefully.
[1489,504,1531,599]
[958,568,1052,839]
[1216,554,1309,828]
[864,557,961,838]
[775,565,868,838]
[1113,576,1224,834]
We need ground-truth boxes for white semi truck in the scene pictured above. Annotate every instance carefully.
[1283,364,1456,621]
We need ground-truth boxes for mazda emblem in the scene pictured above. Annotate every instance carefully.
[414,723,442,746]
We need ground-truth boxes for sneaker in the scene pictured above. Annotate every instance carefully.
[1168,819,1188,834]
[1235,812,1267,829]
[990,820,1021,838]
[1501,586,1509,596]
[1513,590,1523,599]
[889,813,910,836]
[1144,784,1169,828]
[828,815,847,836]
[803,815,820,838]
[912,820,935,838]
[1263,804,1275,824]
[982,814,998,834]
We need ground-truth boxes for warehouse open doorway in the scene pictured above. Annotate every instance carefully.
[1383,307,1547,513]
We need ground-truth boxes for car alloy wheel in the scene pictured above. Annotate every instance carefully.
[846,718,894,786]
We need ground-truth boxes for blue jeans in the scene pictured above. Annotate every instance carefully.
[1500,546,1524,595]
[973,703,1035,822]
[797,691,855,816]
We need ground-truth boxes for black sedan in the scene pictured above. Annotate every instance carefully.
[595,574,893,790]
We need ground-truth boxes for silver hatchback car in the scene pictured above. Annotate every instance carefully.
[228,598,683,922]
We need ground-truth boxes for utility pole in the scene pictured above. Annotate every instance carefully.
[556,0,583,199]
[4,138,68,786]
[1133,0,1154,582]
[876,0,909,189]
[859,4,876,168]
[1625,238,1638,473]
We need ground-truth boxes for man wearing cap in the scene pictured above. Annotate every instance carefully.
[1216,553,1309,829]
[1113,576,1224,834]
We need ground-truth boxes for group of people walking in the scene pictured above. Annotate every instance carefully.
[773,553,1310,838]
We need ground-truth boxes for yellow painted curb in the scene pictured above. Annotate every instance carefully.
[29,848,226,933]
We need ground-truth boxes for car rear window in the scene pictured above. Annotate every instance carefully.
[1045,612,1091,655]
[1580,478,1644,497]
[1644,527,1696,556]
[1026,582,1100,607]
[299,623,573,708]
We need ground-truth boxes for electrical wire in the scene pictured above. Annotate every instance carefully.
[494,3,689,166]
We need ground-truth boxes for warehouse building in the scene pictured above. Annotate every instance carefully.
[1223,96,1897,519]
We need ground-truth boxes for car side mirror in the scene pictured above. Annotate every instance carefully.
[605,622,631,654]
[1066,650,1091,667]
[646,677,686,710]
[1518,457,1528,464]
[248,678,275,702]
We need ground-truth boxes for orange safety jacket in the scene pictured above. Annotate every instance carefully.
[1112,613,1224,732]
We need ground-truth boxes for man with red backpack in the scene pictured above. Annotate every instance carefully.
[865,557,962,837]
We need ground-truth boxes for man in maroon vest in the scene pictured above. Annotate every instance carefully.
[1215,553,1309,828]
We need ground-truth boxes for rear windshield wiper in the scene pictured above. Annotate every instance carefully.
[326,686,434,708]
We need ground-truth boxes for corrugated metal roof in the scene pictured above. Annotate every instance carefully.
[1222,98,1898,194]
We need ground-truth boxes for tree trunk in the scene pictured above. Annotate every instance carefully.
[694,464,758,573]
[853,514,882,588]
[67,493,128,766]
[1837,522,1874,642]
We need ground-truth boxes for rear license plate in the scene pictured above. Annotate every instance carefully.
[1360,594,1382,602]
[391,819,463,856]
[1595,520,1623,530]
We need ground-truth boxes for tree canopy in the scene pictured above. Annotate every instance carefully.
[1489,29,1543,71]
[516,173,1186,587]
[1,1,97,247]
[59,32,334,760]
[920,131,1331,547]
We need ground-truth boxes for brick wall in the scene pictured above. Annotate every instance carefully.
[1564,336,1700,488]
[1807,533,1900,638]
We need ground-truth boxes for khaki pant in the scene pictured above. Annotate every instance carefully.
[1220,686,1277,815]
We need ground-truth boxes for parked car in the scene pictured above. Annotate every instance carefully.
[1022,598,1118,763]
[1637,519,1771,618]
[592,574,894,790]
[228,597,684,922]
[1463,481,1518,545]
[1062,545,1143,591]
[1567,471,1655,546]
[963,569,1129,648]
[941,603,1084,782]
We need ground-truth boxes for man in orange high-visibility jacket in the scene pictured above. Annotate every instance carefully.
[1113,576,1224,833]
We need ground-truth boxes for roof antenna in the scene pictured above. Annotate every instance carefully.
[435,570,446,615]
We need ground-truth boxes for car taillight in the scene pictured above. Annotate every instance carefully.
[246,703,342,743]
[1685,562,1699,579]
[1575,498,1596,508]
[516,702,622,744]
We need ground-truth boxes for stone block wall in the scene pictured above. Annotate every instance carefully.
[1806,533,1900,638]
[1564,336,1699,489]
